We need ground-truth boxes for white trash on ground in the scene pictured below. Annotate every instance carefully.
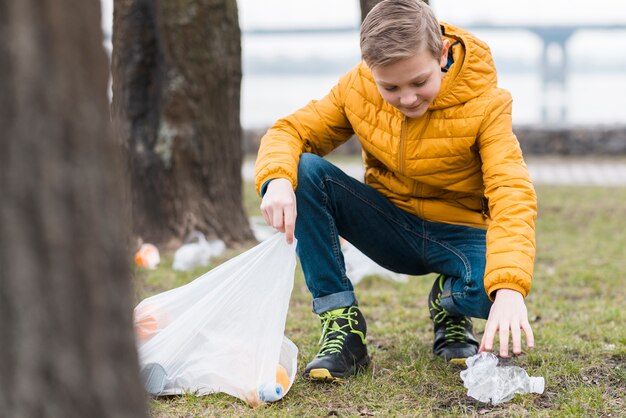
[341,239,409,284]
[135,233,298,407]
[172,230,226,272]
[460,352,545,405]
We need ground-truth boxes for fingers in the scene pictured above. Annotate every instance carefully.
[499,322,510,358]
[480,320,533,358]
[261,203,271,226]
[511,320,522,355]
[283,203,296,244]
[271,206,286,233]
[522,319,535,349]
[480,319,498,352]
[260,200,296,243]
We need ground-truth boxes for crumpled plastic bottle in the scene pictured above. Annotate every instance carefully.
[460,352,545,405]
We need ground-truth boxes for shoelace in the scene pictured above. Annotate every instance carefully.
[430,296,469,344]
[442,318,469,343]
[317,310,357,356]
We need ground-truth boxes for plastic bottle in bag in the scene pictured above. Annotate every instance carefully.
[134,303,169,343]
[258,364,290,402]
[460,352,545,405]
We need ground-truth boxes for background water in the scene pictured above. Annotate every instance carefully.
[242,70,626,129]
[101,0,626,129]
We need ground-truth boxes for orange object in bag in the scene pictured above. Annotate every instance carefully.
[134,304,168,343]
[275,364,290,392]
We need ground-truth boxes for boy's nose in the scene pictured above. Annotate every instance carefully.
[399,94,417,106]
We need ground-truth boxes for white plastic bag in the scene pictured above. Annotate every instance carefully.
[172,231,226,272]
[134,233,298,407]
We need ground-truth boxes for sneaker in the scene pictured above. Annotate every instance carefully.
[429,275,479,363]
[303,306,370,381]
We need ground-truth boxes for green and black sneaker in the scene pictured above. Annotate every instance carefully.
[303,306,370,381]
[429,275,479,364]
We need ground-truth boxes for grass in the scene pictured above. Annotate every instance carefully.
[135,182,626,417]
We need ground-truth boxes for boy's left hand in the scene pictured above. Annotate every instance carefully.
[479,288,534,358]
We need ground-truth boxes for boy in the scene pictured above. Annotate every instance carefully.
[255,0,537,381]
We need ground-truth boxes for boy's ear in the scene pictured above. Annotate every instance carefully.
[440,39,451,68]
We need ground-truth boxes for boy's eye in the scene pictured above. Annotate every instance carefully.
[384,86,397,91]
[412,81,427,87]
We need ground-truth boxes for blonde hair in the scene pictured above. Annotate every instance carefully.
[360,0,443,69]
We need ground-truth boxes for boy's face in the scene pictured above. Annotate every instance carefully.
[371,40,450,119]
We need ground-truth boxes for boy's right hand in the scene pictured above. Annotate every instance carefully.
[260,178,297,244]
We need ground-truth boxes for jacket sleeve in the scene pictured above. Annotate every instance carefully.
[254,69,356,195]
[477,89,538,300]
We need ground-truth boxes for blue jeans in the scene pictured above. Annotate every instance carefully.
[294,153,492,319]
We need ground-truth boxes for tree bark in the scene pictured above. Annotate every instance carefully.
[360,0,429,22]
[0,1,148,417]
[112,0,254,247]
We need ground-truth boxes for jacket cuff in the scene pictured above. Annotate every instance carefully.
[486,282,528,302]
[260,179,273,197]
[256,167,298,196]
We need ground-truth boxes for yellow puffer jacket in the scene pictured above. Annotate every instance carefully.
[255,23,537,299]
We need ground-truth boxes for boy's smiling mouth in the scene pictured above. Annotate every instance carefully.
[404,103,422,110]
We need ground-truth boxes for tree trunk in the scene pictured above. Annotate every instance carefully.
[360,0,429,22]
[360,0,383,21]
[111,0,254,247]
[0,1,148,417]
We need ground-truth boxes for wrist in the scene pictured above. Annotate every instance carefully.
[263,178,291,195]
[267,178,291,188]
[495,288,523,299]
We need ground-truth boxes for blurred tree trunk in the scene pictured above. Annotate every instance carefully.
[360,0,383,21]
[111,0,254,247]
[360,0,429,21]
[0,1,148,417]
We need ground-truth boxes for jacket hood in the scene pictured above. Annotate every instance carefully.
[430,22,498,110]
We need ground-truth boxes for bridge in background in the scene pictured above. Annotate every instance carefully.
[467,24,626,122]
[463,24,625,83]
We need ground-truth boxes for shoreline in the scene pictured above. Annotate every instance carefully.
[244,124,626,156]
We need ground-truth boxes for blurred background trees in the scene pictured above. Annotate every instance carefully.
[360,0,383,21]
[0,1,148,416]
[112,0,254,247]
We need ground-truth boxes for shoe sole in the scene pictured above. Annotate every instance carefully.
[305,356,370,382]
[308,368,344,382]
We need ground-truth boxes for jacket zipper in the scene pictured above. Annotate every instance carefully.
[398,117,407,174]
[413,112,431,218]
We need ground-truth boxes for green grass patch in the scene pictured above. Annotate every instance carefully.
[136,184,626,417]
